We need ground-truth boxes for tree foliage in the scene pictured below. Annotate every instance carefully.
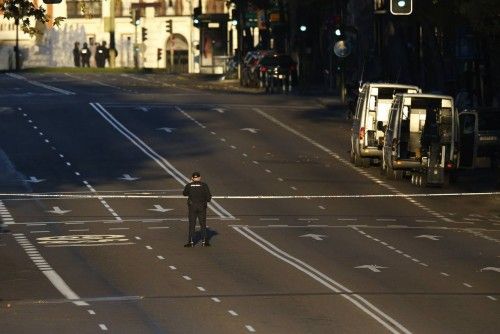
[0,0,65,36]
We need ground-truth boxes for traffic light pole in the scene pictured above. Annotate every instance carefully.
[109,0,116,68]
[134,23,139,69]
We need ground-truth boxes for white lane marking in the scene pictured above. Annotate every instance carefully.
[169,266,177,270]
[99,324,108,331]
[91,103,233,220]
[487,296,497,301]
[228,310,238,316]
[197,286,206,292]
[157,256,165,260]
[135,236,142,240]
[14,234,90,306]
[318,206,326,210]
[463,283,472,288]
[183,275,192,281]
[245,325,256,332]
[7,72,78,95]
[440,272,450,277]
[43,270,89,306]
[146,246,153,250]
[211,297,221,303]
[88,310,96,315]
[233,226,411,334]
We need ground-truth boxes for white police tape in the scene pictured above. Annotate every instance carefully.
[0,192,498,200]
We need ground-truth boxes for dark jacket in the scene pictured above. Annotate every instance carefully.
[183,181,211,206]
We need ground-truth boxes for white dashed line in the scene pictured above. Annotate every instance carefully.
[157,256,165,260]
[487,296,497,301]
[211,297,221,303]
[145,246,153,250]
[169,266,177,270]
[183,275,192,281]
[228,310,238,316]
[88,310,96,315]
[245,325,256,332]
[463,283,472,288]
[197,286,206,292]
[99,324,108,331]
[440,272,450,277]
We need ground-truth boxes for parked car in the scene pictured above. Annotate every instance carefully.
[241,50,275,88]
[258,54,297,93]
[382,93,458,187]
[350,83,421,167]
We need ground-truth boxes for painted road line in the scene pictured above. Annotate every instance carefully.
[245,325,256,332]
[7,73,76,95]
[13,234,88,306]
[233,226,411,334]
[91,103,233,220]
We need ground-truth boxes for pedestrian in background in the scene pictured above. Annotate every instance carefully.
[80,42,90,67]
[183,172,212,247]
[101,41,110,67]
[72,42,81,67]
[95,42,106,68]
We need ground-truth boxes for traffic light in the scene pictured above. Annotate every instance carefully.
[131,9,141,26]
[157,48,162,61]
[193,7,201,27]
[166,19,173,33]
[141,27,148,41]
[390,0,413,15]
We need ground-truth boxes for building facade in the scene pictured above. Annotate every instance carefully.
[0,0,230,72]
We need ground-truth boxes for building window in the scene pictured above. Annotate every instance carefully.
[67,0,103,18]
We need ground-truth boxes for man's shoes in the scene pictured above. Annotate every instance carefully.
[202,241,211,247]
[184,242,194,248]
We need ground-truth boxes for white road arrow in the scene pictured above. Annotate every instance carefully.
[47,206,71,215]
[148,205,174,213]
[241,128,259,134]
[25,176,45,183]
[119,174,140,181]
[355,265,388,273]
[157,127,176,133]
[300,234,327,241]
[213,108,226,114]
[415,235,442,241]
[480,267,500,273]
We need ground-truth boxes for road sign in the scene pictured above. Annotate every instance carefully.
[148,205,173,213]
[355,265,387,272]
[415,235,441,241]
[47,207,71,215]
[119,174,140,181]
[300,234,327,241]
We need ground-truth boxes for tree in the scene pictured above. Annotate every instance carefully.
[1,0,65,70]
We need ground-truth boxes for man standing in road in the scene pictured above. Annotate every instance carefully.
[183,172,212,247]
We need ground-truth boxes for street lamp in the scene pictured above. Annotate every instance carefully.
[300,25,307,32]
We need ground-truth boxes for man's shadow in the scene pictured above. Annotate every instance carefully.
[193,228,218,245]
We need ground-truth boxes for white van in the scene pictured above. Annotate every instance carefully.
[350,83,421,166]
[382,93,458,186]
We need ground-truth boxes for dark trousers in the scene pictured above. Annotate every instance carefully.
[188,204,207,242]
